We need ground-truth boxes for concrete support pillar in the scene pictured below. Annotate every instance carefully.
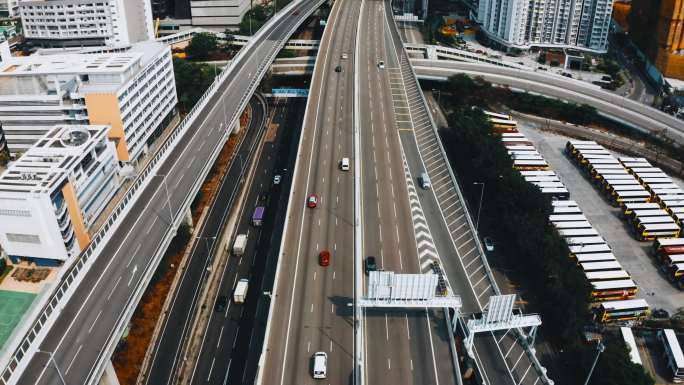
[184,207,194,229]
[98,360,121,385]
[231,116,241,134]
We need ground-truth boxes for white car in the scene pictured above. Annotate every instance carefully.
[378,60,385,69]
[312,352,327,379]
[273,174,282,185]
[341,53,348,60]
[340,157,350,171]
[483,237,494,252]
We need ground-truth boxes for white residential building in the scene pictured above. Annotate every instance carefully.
[18,0,154,47]
[0,40,178,162]
[0,124,120,265]
[190,0,251,30]
[476,0,614,53]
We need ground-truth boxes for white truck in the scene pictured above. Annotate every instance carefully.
[233,278,249,304]
[232,234,247,256]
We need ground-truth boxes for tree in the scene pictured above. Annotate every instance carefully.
[561,335,654,385]
[172,58,217,112]
[186,33,218,61]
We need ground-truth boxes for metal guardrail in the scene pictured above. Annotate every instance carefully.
[0,1,319,383]
[388,9,554,385]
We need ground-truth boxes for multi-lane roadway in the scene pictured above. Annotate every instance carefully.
[260,0,359,383]
[9,1,322,383]
[185,97,307,385]
[143,95,267,385]
[358,0,455,384]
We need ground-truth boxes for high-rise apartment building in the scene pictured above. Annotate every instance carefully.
[0,124,120,265]
[476,0,615,52]
[18,0,154,47]
[630,0,684,80]
[0,40,178,162]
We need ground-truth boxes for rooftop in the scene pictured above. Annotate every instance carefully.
[0,40,167,95]
[0,125,110,194]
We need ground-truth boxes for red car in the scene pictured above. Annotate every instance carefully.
[307,194,318,208]
[319,250,330,266]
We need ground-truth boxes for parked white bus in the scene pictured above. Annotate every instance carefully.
[569,244,612,255]
[620,327,643,365]
[553,206,582,214]
[574,252,617,263]
[553,221,593,229]
[549,214,587,222]
[658,329,684,383]
[586,270,631,282]
[580,261,623,272]
[564,236,606,246]
[559,228,599,237]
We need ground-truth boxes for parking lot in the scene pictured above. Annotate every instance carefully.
[517,121,684,313]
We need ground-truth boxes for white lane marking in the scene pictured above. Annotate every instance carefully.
[331,304,334,313]
[127,265,138,286]
[207,357,216,381]
[314,271,317,281]
[405,314,410,340]
[385,313,389,341]
[217,325,224,348]
[88,310,102,334]
[310,303,314,313]
[65,344,83,375]
[127,243,141,267]
[307,341,311,353]
[330,340,333,352]
[107,276,122,301]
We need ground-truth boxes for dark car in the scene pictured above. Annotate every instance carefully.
[335,65,342,73]
[214,295,228,312]
[365,256,377,274]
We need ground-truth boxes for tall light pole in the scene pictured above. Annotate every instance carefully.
[36,350,67,385]
[473,182,485,232]
[583,340,605,385]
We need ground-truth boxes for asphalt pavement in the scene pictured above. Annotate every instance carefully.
[260,0,359,383]
[358,1,456,384]
[186,97,307,385]
[144,95,267,385]
[13,2,324,384]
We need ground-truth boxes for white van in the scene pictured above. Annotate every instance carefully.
[419,172,431,189]
[312,352,327,379]
[340,157,350,171]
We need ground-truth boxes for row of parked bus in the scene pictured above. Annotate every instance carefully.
[550,200,642,306]
[653,238,684,290]
[485,112,570,200]
[486,116,651,322]
[617,157,684,240]
[565,141,682,240]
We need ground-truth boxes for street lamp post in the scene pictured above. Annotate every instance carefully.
[583,340,605,385]
[37,350,67,385]
[473,182,485,232]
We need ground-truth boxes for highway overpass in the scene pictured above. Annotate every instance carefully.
[0,1,325,384]
[410,58,684,148]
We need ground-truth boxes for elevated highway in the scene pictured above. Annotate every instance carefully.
[410,58,684,147]
[0,1,325,384]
